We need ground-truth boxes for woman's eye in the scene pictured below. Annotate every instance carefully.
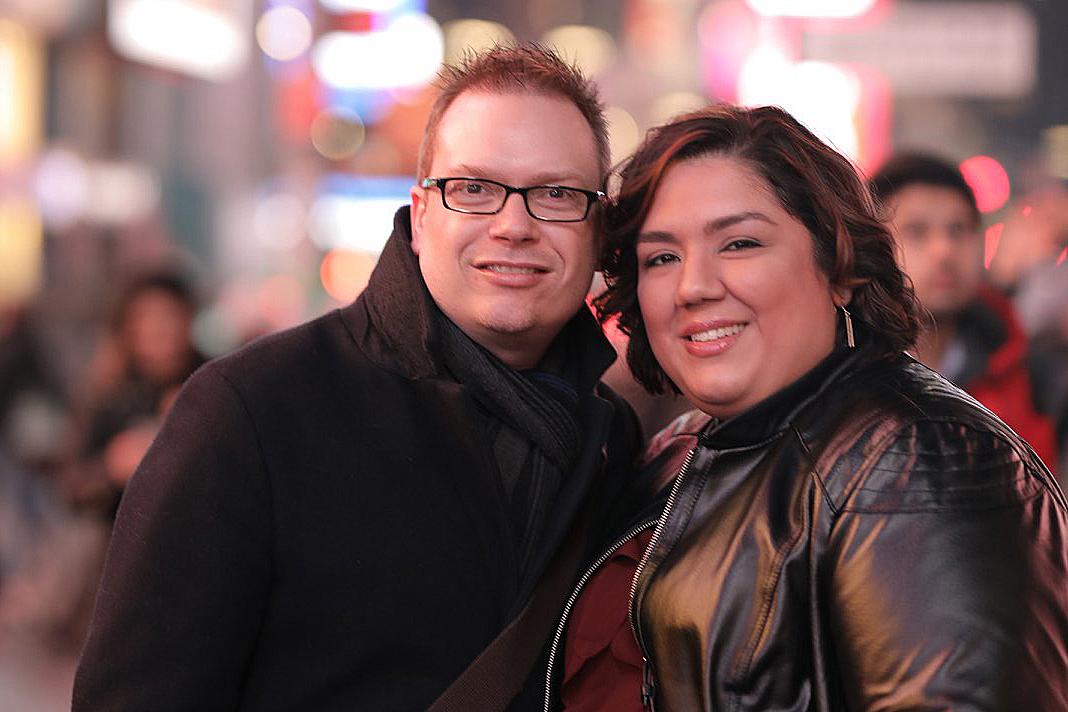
[641,252,678,268]
[723,237,761,251]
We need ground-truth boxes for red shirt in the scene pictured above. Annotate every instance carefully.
[560,529,653,712]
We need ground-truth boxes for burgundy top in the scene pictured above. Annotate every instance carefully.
[560,529,654,712]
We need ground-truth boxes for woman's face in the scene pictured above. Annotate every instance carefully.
[635,154,844,418]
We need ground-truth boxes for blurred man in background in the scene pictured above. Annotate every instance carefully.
[870,152,1058,470]
[72,45,640,712]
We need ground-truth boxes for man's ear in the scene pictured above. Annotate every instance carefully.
[410,185,426,256]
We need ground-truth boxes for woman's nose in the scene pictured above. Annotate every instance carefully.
[675,254,725,306]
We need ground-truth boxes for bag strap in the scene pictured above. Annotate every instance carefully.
[425,516,588,712]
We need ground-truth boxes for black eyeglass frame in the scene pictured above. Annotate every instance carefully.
[420,177,606,223]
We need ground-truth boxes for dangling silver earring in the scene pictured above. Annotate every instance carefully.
[840,305,855,348]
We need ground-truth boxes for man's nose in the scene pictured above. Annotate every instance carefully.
[489,192,537,243]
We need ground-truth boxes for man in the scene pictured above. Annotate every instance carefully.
[72,45,640,712]
[870,151,1057,468]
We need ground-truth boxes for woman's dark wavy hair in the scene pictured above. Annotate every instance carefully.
[594,104,920,395]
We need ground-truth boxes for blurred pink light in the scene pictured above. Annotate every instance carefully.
[745,0,877,18]
[1058,247,1067,267]
[960,155,1011,213]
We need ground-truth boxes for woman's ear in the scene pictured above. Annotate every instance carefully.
[832,285,853,308]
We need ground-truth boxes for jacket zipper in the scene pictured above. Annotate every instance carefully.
[541,518,659,712]
[627,446,699,711]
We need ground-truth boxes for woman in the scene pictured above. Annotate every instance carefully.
[547,105,1068,711]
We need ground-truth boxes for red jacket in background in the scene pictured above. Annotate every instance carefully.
[960,286,1058,470]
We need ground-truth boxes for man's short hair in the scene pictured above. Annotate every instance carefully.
[868,152,981,226]
[417,44,609,182]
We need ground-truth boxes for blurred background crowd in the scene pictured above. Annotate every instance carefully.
[0,0,1066,708]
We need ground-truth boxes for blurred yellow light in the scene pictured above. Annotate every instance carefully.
[0,197,43,306]
[605,106,640,166]
[320,249,378,303]
[0,19,43,164]
[256,5,313,62]
[541,25,616,77]
[442,19,514,65]
[313,13,442,90]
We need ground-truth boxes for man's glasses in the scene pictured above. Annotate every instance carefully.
[421,177,605,223]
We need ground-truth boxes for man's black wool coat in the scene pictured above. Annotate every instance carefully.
[72,208,641,712]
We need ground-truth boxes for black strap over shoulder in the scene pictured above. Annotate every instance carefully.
[425,514,588,712]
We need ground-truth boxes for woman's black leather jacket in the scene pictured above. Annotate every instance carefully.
[626,346,1068,711]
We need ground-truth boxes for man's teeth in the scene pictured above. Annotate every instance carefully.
[690,324,744,342]
[483,264,539,274]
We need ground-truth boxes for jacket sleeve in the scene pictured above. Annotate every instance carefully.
[72,363,274,712]
[825,419,1068,711]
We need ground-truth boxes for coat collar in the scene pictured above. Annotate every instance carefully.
[698,324,882,450]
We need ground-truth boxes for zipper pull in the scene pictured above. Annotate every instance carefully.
[641,657,657,710]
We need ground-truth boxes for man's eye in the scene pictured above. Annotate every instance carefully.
[463,182,484,194]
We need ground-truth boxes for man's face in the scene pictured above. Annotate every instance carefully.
[887,183,983,318]
[410,91,601,369]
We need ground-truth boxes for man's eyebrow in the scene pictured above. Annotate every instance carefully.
[445,165,590,186]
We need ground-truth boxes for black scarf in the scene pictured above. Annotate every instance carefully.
[438,315,582,571]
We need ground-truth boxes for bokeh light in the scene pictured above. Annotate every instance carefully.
[745,0,877,18]
[320,248,378,302]
[312,12,443,90]
[960,155,1011,213]
[34,145,89,229]
[317,0,408,12]
[649,91,709,126]
[605,106,640,166]
[310,108,366,160]
[0,196,42,306]
[442,19,514,65]
[107,0,251,80]
[256,5,313,62]
[739,48,862,160]
[308,193,406,251]
[254,191,306,250]
[257,273,307,331]
[541,25,616,77]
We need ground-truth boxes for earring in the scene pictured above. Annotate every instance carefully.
[840,305,855,348]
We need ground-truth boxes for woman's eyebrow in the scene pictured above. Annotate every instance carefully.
[636,230,676,245]
[703,211,775,234]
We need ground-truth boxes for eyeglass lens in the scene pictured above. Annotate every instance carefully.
[442,179,589,220]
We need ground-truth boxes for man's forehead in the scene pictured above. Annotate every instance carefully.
[428,90,601,181]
